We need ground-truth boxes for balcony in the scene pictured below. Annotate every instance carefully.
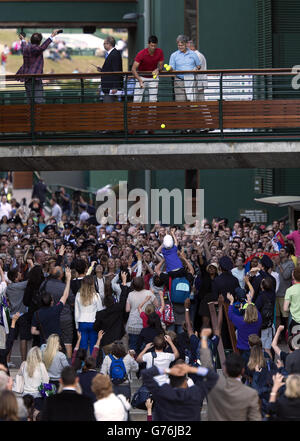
[1,69,300,170]
[0,68,299,145]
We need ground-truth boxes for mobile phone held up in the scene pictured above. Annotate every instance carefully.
[57,30,63,34]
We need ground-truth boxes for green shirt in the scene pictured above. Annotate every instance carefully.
[284,283,300,323]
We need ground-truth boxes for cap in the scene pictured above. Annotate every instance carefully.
[72,227,87,239]
[43,225,56,234]
[64,222,73,230]
[206,262,219,272]
[163,234,174,249]
[96,243,108,252]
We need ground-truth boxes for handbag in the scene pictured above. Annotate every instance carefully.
[12,362,25,394]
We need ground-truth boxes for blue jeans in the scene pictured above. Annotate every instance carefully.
[168,324,183,334]
[128,333,139,352]
[78,322,98,354]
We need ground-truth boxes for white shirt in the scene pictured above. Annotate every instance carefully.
[271,271,280,293]
[94,393,130,421]
[142,351,175,386]
[0,202,11,220]
[22,361,49,398]
[74,292,103,329]
[95,277,105,301]
[51,203,62,223]
[231,267,245,289]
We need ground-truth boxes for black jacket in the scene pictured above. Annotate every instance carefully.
[101,47,123,93]
[93,285,128,346]
[142,365,218,421]
[267,395,300,421]
[41,389,96,421]
[212,272,240,301]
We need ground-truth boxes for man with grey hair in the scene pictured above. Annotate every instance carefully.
[96,36,123,103]
[169,35,201,101]
[187,40,207,100]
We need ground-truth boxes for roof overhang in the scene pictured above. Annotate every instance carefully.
[254,196,300,208]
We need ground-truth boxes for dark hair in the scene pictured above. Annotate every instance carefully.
[103,293,114,308]
[41,292,52,307]
[153,274,163,287]
[26,265,45,291]
[82,356,96,372]
[225,353,245,378]
[111,341,126,359]
[61,366,77,386]
[153,334,166,350]
[105,36,116,47]
[132,276,145,291]
[169,359,187,388]
[73,348,87,372]
[148,35,158,44]
[22,394,35,420]
[30,33,43,45]
[74,258,87,275]
[147,312,164,334]
[118,266,131,283]
[261,277,273,292]
[7,268,18,283]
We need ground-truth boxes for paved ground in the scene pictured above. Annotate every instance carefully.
[8,337,210,421]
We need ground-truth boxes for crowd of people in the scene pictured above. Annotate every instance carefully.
[0,180,299,422]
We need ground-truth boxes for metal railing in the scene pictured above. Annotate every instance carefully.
[1,68,300,144]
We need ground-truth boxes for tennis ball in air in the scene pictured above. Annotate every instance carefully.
[161,123,166,128]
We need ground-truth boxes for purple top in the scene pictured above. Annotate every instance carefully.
[162,246,183,273]
[228,305,262,350]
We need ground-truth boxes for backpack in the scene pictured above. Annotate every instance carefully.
[261,299,274,329]
[169,277,190,304]
[109,354,127,385]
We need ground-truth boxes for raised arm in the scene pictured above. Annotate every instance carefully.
[184,298,194,338]
[164,334,179,359]
[271,325,285,357]
[244,276,254,301]
[136,342,154,364]
[59,267,71,305]
[138,295,151,315]
[158,290,165,314]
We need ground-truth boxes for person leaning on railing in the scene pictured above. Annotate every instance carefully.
[168,34,201,102]
[131,35,164,103]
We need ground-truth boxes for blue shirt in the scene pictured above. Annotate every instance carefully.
[162,246,183,272]
[169,49,201,79]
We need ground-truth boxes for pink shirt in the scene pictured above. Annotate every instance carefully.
[286,230,300,257]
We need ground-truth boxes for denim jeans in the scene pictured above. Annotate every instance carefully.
[128,333,139,352]
[78,322,98,354]
[167,324,183,334]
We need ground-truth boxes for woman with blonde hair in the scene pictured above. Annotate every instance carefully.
[227,293,262,361]
[75,275,103,353]
[41,333,69,389]
[91,374,130,421]
[267,373,300,420]
[19,346,49,410]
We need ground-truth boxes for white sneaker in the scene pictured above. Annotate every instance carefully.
[7,362,15,368]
